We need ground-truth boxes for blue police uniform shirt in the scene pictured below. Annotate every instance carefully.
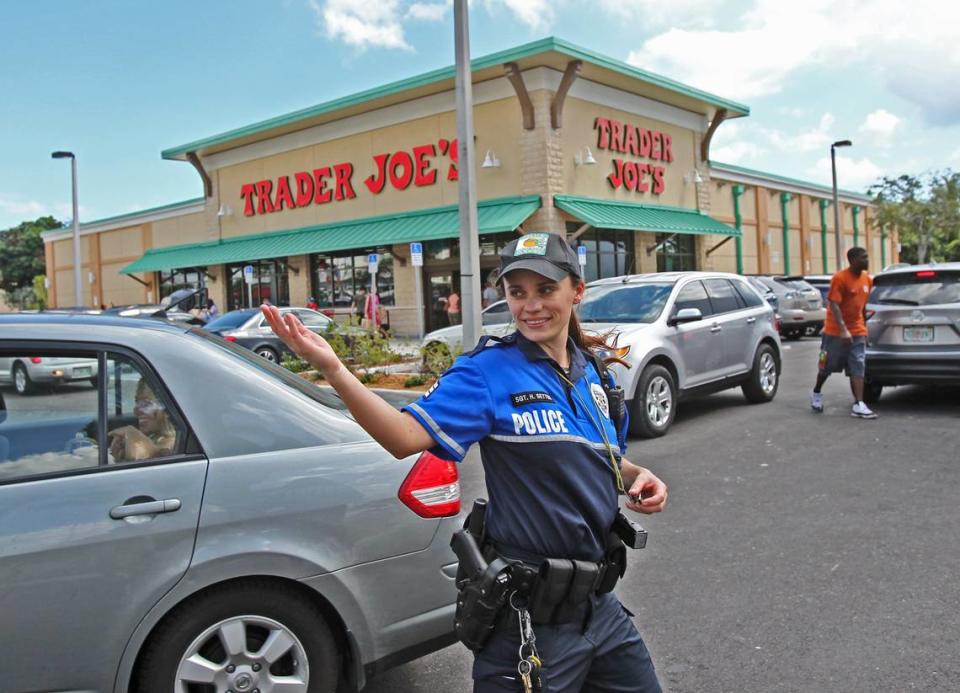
[403,331,629,562]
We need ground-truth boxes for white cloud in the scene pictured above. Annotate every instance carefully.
[595,0,721,28]
[406,1,450,21]
[809,155,884,191]
[624,0,960,124]
[766,113,835,153]
[859,109,901,145]
[0,195,48,218]
[712,141,765,164]
[482,0,555,31]
[310,0,412,51]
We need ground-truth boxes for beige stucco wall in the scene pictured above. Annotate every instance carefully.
[214,97,523,239]
[559,97,699,210]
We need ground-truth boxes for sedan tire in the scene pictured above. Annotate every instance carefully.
[135,582,340,693]
[255,346,280,363]
[12,362,35,395]
[630,364,676,438]
[742,343,780,403]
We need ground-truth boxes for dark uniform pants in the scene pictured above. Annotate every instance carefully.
[473,592,661,693]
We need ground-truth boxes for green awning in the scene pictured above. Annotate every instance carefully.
[121,195,541,274]
[554,194,740,237]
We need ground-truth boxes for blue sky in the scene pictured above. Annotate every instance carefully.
[2,0,958,229]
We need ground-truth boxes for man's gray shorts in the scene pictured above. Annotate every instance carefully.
[818,335,866,378]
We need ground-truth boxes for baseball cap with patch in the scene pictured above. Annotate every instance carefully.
[499,232,581,282]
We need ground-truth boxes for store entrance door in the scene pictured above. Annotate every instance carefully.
[425,270,460,333]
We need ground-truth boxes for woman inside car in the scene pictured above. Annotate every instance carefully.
[108,378,177,462]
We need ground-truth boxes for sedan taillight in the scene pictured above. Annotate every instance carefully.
[224,335,237,342]
[30,357,42,364]
[865,309,876,321]
[398,451,461,518]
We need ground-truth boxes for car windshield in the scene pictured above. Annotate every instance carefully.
[187,328,349,410]
[871,270,960,306]
[578,282,674,323]
[204,311,257,330]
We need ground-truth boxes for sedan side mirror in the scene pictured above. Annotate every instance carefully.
[668,307,703,326]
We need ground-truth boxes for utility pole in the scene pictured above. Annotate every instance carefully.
[454,0,482,350]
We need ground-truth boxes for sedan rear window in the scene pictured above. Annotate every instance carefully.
[578,282,675,323]
[871,270,960,306]
[188,329,349,411]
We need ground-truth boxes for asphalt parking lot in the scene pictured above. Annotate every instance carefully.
[364,337,960,693]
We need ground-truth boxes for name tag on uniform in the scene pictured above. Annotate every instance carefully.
[510,391,555,407]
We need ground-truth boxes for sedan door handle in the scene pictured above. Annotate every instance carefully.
[746,317,757,324]
[110,498,181,519]
[710,324,722,333]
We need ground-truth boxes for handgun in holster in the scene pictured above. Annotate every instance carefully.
[450,499,514,651]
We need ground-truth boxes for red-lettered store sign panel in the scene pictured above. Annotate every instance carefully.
[239,138,460,217]
[594,117,673,195]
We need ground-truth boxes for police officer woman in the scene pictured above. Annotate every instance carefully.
[262,232,667,692]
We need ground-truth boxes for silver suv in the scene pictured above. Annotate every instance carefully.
[865,263,960,401]
[579,272,782,437]
[749,275,825,340]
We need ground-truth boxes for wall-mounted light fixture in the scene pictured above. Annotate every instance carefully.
[217,204,233,217]
[481,150,501,168]
[574,146,597,166]
[684,170,704,184]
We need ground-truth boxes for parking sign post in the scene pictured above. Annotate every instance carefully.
[243,265,254,307]
[410,242,425,338]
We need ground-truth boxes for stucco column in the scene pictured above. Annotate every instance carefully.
[519,90,566,233]
[288,255,310,307]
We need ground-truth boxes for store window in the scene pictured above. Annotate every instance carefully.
[158,268,205,302]
[226,259,290,310]
[655,233,697,272]
[310,249,395,311]
[566,225,635,283]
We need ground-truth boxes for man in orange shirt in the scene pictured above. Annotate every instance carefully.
[810,247,876,418]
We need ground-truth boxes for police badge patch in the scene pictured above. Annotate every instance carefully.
[590,382,609,418]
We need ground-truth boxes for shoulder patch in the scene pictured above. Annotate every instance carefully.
[590,382,610,418]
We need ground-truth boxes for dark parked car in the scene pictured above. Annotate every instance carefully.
[204,307,350,362]
[864,263,960,401]
[0,314,459,692]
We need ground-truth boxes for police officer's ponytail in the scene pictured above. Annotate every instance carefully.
[567,276,628,367]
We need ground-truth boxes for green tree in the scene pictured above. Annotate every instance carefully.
[0,216,61,298]
[870,171,960,264]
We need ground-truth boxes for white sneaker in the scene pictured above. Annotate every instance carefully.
[851,401,877,419]
[810,391,823,412]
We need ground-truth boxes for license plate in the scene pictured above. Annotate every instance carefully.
[903,327,934,343]
[73,366,92,377]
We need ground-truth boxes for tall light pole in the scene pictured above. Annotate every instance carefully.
[830,140,852,271]
[453,0,482,350]
[51,151,82,306]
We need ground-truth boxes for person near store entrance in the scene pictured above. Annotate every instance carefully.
[362,290,382,332]
[446,288,461,326]
[261,232,667,692]
[810,246,877,419]
[483,280,500,308]
[352,286,367,326]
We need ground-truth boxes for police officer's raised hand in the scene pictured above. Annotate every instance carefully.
[623,464,668,514]
[261,305,343,376]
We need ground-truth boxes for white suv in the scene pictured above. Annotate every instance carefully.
[579,272,782,437]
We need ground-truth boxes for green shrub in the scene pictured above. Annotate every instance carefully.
[421,341,461,375]
[351,330,401,369]
[403,374,427,388]
[359,371,380,384]
[280,352,309,373]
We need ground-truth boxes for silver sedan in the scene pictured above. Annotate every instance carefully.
[0,314,459,693]
[0,355,98,394]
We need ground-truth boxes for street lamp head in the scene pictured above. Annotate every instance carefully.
[831,140,852,149]
[51,151,75,159]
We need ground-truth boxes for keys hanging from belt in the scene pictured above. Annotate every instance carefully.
[512,593,544,692]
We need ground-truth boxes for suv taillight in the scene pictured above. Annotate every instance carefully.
[398,451,461,518]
